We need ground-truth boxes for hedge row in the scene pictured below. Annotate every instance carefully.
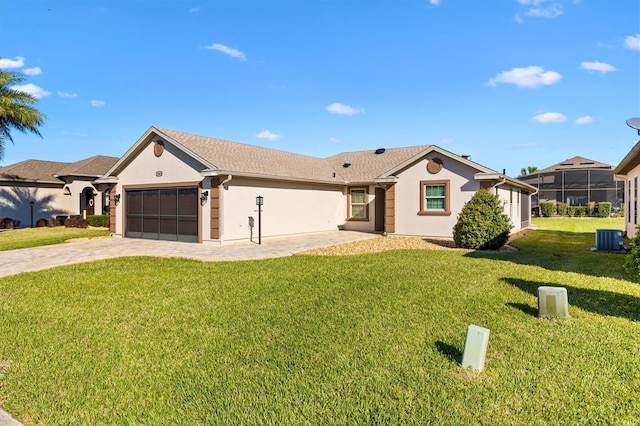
[539,201,612,218]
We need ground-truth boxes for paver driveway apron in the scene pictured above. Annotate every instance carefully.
[0,230,378,278]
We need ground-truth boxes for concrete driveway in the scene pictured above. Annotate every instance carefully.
[0,230,378,278]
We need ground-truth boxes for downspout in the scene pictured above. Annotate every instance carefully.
[220,174,233,187]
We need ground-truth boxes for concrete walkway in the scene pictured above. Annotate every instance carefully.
[0,230,378,426]
[0,230,378,279]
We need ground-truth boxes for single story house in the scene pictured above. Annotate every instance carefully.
[95,126,536,244]
[0,156,118,227]
[614,140,640,238]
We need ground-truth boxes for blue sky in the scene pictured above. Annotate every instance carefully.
[1,0,639,175]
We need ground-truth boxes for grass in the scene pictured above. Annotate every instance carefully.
[0,227,110,251]
[0,218,638,425]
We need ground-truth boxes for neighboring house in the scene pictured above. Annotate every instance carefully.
[614,141,640,238]
[517,156,624,212]
[0,156,119,227]
[96,126,536,244]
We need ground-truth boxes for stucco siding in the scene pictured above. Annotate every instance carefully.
[495,185,524,232]
[623,164,640,238]
[0,184,69,226]
[393,155,479,237]
[220,178,344,242]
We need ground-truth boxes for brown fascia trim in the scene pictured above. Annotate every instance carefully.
[202,170,346,187]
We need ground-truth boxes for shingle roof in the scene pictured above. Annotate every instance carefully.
[157,128,341,183]
[324,145,433,182]
[538,156,613,173]
[55,155,119,177]
[0,160,70,183]
[0,155,119,184]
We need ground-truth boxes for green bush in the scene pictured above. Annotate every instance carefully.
[568,206,576,217]
[556,202,568,217]
[597,202,611,218]
[453,189,512,250]
[87,215,109,227]
[540,202,555,217]
[623,229,640,278]
[587,201,596,216]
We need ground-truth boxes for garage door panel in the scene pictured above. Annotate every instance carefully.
[125,187,199,242]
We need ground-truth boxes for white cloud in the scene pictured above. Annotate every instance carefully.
[580,61,617,73]
[255,130,282,141]
[532,112,567,123]
[574,116,593,125]
[204,43,247,61]
[515,0,563,23]
[0,56,25,69]
[326,102,364,116]
[329,137,342,143]
[429,0,441,5]
[487,66,562,88]
[12,84,51,99]
[23,67,42,76]
[625,34,640,51]
[90,100,106,108]
[439,138,454,145]
[189,7,199,13]
[75,132,88,137]
[57,91,77,98]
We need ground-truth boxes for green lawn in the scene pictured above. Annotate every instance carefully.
[0,227,110,251]
[0,219,638,425]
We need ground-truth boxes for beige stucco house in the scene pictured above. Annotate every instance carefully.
[614,140,640,237]
[0,156,118,227]
[96,126,535,244]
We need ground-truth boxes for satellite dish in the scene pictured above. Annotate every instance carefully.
[627,117,640,135]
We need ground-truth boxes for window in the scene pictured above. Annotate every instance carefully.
[348,188,368,220]
[419,180,450,216]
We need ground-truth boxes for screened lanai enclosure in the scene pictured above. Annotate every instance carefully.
[518,156,624,213]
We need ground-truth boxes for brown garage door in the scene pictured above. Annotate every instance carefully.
[125,187,198,242]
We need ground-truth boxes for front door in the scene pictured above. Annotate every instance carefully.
[82,187,95,216]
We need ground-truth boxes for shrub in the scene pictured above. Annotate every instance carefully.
[0,218,15,229]
[556,202,568,217]
[64,216,88,228]
[587,201,596,216]
[568,206,576,217]
[597,202,611,218]
[36,218,48,227]
[624,229,640,278]
[453,189,512,250]
[54,215,69,226]
[87,215,109,227]
[540,202,555,217]
[577,207,586,218]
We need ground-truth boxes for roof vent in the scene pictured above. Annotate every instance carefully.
[375,148,386,155]
[343,160,351,168]
[461,154,471,159]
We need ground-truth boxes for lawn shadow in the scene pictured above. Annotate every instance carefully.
[434,341,463,364]
[465,230,630,281]
[505,302,538,318]
[504,277,640,322]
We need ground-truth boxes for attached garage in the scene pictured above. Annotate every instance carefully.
[125,186,199,242]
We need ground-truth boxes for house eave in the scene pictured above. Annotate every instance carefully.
[202,169,344,186]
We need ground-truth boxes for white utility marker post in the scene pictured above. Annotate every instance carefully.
[462,324,490,371]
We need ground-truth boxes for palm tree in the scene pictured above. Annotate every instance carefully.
[0,69,46,161]
[520,166,538,176]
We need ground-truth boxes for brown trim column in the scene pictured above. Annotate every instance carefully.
[109,187,117,233]
[385,184,396,234]
[210,177,221,240]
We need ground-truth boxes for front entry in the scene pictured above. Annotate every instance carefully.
[125,187,199,242]
[82,187,95,216]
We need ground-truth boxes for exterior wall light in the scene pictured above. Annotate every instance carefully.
[200,190,209,205]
